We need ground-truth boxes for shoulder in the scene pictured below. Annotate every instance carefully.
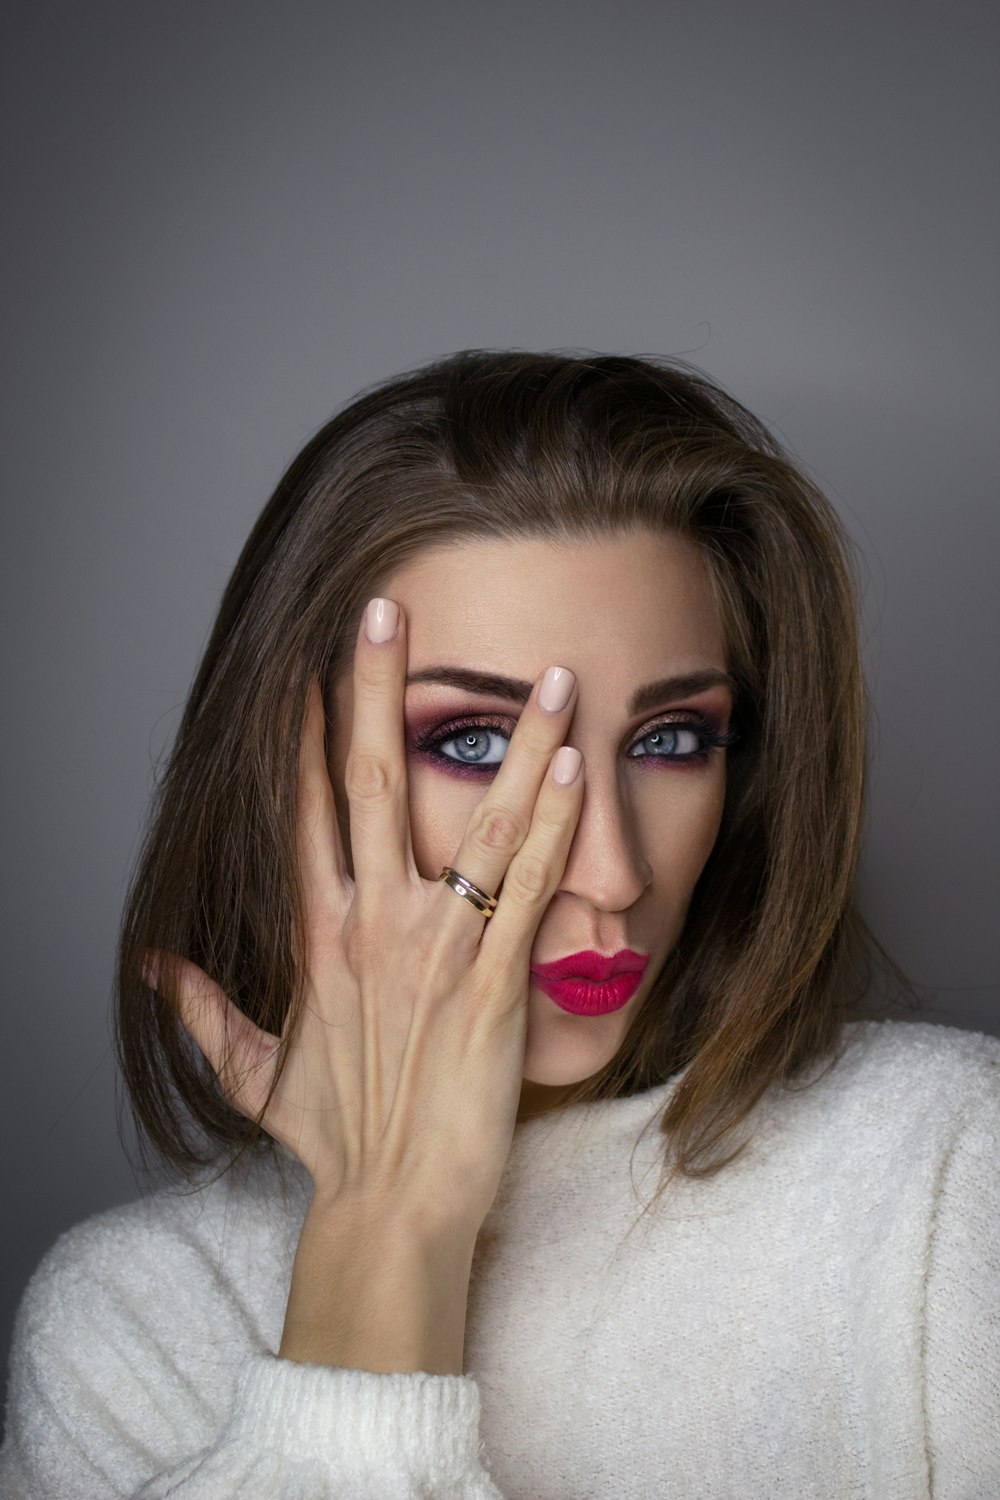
[829,1017,999,1120]
[10,1146,308,1392]
[2,1152,310,1494]
[754,1018,1000,1179]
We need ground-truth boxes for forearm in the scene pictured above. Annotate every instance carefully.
[278,1192,478,1376]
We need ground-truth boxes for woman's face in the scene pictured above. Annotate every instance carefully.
[329,528,733,1119]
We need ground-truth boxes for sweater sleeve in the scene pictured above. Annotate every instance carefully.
[130,1357,507,1499]
[0,1228,506,1500]
[922,1065,1000,1498]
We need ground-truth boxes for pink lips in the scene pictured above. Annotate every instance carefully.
[529,949,649,1017]
[531,948,648,981]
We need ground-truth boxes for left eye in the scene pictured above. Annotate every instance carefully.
[630,725,703,758]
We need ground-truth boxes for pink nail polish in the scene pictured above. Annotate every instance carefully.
[552,746,582,785]
[365,598,399,644]
[538,666,575,713]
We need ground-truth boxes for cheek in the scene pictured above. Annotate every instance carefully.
[406,765,486,879]
[640,762,727,895]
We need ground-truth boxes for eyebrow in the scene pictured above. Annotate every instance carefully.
[405,665,737,716]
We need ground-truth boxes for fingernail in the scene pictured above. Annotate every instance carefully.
[538,665,575,713]
[552,746,582,785]
[365,597,399,644]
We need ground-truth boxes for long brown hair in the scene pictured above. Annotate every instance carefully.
[115,350,921,1198]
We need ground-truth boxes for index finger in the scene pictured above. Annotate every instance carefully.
[340,597,414,898]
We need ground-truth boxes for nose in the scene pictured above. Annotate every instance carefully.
[554,759,652,912]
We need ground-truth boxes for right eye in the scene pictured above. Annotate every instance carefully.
[417,715,514,772]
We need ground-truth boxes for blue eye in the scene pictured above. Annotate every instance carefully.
[415,712,733,777]
[630,725,705,759]
[412,713,515,773]
[435,725,510,767]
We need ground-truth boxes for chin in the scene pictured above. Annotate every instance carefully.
[522,1013,624,1088]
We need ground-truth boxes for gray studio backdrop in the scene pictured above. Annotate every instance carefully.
[2,0,998,1410]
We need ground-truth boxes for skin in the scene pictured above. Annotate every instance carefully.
[165,524,737,1374]
[328,527,733,1123]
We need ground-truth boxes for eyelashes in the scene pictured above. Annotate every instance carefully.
[413,714,513,774]
[410,710,736,777]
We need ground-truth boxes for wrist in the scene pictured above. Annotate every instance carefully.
[279,1191,478,1375]
[306,1178,486,1265]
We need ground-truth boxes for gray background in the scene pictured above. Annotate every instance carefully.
[2,0,997,1413]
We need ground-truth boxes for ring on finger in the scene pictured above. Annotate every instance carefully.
[438,866,498,918]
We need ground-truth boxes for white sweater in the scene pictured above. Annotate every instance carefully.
[1,1018,998,1499]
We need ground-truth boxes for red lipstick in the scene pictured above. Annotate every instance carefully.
[529,949,649,1017]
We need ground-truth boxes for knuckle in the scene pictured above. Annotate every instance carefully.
[469,800,526,856]
[517,718,559,760]
[506,851,550,904]
[344,748,399,806]
[354,650,402,704]
[536,796,574,839]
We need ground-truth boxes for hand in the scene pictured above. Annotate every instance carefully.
[148,597,583,1239]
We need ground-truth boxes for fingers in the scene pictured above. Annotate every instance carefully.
[145,951,280,1123]
[441,664,583,946]
[478,742,583,972]
[343,598,414,898]
[297,677,350,914]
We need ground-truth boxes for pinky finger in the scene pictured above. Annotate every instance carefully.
[477,745,584,976]
[550,745,583,787]
[144,950,280,1122]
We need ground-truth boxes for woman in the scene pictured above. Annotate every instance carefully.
[2,351,996,1498]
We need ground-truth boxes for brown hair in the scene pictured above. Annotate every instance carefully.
[115,350,920,1199]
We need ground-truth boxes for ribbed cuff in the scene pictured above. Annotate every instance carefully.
[226,1354,490,1483]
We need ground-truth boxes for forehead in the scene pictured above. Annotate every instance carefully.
[372,529,727,680]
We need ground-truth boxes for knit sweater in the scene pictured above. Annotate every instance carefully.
[1,1018,997,1499]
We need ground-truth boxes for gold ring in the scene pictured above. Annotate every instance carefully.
[438,866,498,918]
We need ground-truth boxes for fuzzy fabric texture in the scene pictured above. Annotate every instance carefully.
[1,1018,997,1498]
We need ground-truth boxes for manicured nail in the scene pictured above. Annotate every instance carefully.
[552,746,582,785]
[365,598,399,644]
[538,665,575,713]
